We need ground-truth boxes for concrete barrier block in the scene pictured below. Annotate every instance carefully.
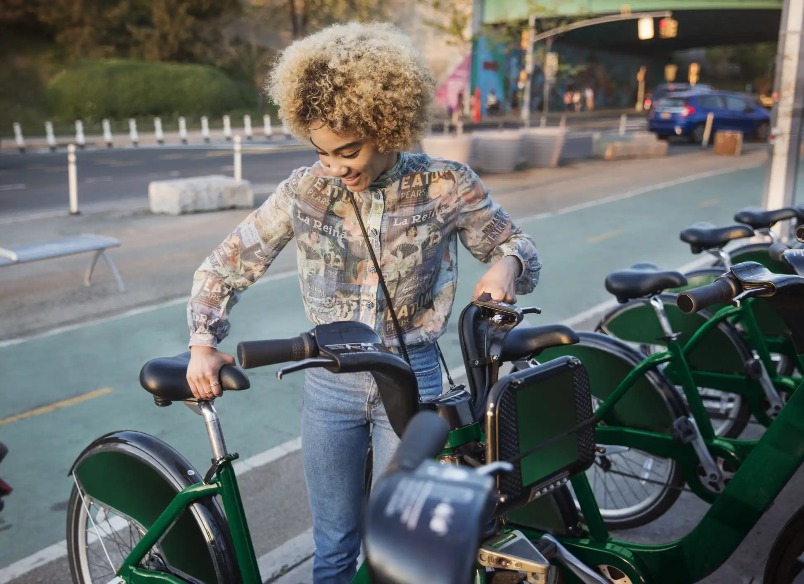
[603,139,668,160]
[148,175,254,215]
[472,131,523,173]
[420,135,475,167]
[713,131,743,156]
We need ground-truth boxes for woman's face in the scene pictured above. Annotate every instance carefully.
[309,123,398,193]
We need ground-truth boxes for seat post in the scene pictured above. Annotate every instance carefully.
[198,401,229,461]
[649,295,681,342]
[707,248,732,270]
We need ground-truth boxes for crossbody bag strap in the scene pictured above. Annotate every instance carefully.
[347,191,410,365]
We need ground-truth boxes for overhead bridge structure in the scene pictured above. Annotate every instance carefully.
[479,0,783,55]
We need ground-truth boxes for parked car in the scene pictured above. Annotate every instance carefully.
[643,82,712,112]
[648,90,771,143]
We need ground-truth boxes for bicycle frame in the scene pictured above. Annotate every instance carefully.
[119,464,259,583]
[541,376,804,584]
[601,292,798,428]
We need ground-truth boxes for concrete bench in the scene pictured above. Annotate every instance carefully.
[0,234,125,292]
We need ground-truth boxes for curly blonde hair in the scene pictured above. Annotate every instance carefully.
[266,22,435,152]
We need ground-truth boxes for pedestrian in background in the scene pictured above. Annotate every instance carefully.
[184,21,541,584]
[585,86,595,111]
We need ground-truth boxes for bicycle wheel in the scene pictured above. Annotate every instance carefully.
[537,332,686,529]
[764,504,804,584]
[67,430,239,584]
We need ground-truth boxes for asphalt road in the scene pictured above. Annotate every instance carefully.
[0,138,800,583]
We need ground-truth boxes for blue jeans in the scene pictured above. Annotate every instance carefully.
[301,343,443,584]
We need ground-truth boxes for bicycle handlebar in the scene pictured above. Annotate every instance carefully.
[237,332,317,369]
[677,275,740,313]
[384,411,450,475]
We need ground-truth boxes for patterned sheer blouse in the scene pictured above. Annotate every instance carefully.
[188,151,541,349]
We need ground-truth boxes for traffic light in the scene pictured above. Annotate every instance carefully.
[659,17,678,38]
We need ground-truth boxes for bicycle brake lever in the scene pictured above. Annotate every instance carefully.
[521,306,542,315]
[277,357,336,379]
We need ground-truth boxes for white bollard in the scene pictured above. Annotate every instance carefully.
[559,114,567,128]
[539,115,547,128]
[701,112,715,148]
[233,135,242,182]
[102,119,113,148]
[282,119,292,139]
[45,121,57,151]
[68,144,79,215]
[154,117,164,145]
[223,115,232,141]
[12,123,25,153]
[263,114,273,139]
[178,117,188,144]
[619,114,627,136]
[75,120,86,149]
[243,115,253,140]
[201,116,210,143]
[129,119,139,147]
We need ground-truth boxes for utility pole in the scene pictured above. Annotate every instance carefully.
[762,0,804,231]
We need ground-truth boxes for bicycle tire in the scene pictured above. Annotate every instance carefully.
[67,430,239,584]
[598,291,753,439]
[537,331,686,530]
[764,503,804,584]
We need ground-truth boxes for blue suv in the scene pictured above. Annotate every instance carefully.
[648,90,771,143]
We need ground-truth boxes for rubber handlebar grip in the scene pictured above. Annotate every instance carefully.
[237,333,316,369]
[677,277,739,314]
[385,411,450,475]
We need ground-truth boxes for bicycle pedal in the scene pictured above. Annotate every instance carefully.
[478,530,552,582]
[671,417,696,444]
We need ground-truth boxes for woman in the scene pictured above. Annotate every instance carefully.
[185,21,541,583]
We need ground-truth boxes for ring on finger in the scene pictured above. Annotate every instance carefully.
[210,381,220,387]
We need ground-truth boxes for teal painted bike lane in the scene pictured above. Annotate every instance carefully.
[0,160,798,570]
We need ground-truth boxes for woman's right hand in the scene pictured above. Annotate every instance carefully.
[187,346,235,400]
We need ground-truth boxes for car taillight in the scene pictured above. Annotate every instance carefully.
[681,105,695,117]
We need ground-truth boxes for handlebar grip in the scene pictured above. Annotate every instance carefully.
[237,332,317,369]
[768,241,790,263]
[677,277,739,314]
[385,411,449,475]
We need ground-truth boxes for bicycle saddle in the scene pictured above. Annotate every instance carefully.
[139,352,251,407]
[605,262,687,303]
[679,222,755,253]
[734,206,801,230]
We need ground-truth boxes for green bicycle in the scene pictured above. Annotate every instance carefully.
[364,262,804,584]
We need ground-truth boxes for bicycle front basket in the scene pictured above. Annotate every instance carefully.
[485,356,595,515]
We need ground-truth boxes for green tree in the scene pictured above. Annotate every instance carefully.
[251,0,388,39]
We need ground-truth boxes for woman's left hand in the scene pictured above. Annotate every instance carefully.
[472,256,521,303]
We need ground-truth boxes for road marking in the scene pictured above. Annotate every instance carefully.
[517,161,763,225]
[0,184,25,191]
[588,229,623,244]
[0,387,113,426]
[698,198,720,208]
